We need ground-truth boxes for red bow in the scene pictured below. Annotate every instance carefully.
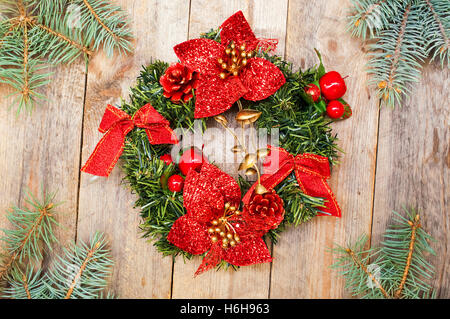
[81,103,178,177]
[243,146,341,217]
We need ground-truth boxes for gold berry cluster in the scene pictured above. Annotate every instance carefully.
[207,202,241,249]
[218,41,254,79]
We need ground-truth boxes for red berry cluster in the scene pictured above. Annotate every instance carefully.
[159,148,207,193]
[304,71,352,120]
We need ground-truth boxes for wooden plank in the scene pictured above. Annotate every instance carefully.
[372,64,449,298]
[171,0,288,299]
[76,0,191,299]
[0,62,85,263]
[269,0,380,298]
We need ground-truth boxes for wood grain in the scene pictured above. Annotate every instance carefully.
[269,0,380,298]
[171,0,288,299]
[76,0,191,298]
[372,63,449,298]
[0,61,86,265]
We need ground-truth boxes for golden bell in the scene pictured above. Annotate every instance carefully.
[245,167,257,176]
[236,109,262,124]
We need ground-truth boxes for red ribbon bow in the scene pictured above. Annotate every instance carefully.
[243,146,341,217]
[81,103,178,177]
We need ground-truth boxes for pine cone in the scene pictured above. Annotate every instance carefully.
[160,63,199,103]
[244,189,285,234]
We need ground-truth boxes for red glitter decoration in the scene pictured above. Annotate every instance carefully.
[167,162,272,276]
[160,63,199,103]
[173,11,286,118]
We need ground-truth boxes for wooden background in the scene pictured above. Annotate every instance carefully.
[0,0,448,298]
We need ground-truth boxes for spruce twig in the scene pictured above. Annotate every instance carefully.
[345,247,390,298]
[348,0,449,107]
[0,191,57,282]
[0,190,114,299]
[394,214,420,298]
[0,0,132,114]
[331,208,436,299]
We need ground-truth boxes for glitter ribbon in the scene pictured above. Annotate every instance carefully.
[243,146,341,217]
[81,103,178,177]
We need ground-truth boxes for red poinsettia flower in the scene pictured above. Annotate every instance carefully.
[173,11,286,118]
[167,162,272,276]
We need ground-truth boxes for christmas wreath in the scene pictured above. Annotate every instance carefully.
[81,11,352,276]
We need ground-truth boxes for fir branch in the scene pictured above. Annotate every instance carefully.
[44,232,113,299]
[64,239,101,299]
[33,21,92,57]
[346,246,389,298]
[394,213,420,298]
[73,0,133,56]
[424,0,450,66]
[347,0,405,39]
[348,0,449,107]
[2,266,47,299]
[0,0,133,114]
[331,208,436,299]
[367,2,426,107]
[0,190,58,282]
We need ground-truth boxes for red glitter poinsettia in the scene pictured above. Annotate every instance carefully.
[167,162,272,276]
[173,11,286,118]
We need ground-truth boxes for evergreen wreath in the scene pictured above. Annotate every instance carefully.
[0,0,132,114]
[81,11,352,275]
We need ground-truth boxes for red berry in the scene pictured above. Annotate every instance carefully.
[168,174,184,192]
[304,83,321,102]
[160,154,173,166]
[178,148,207,176]
[319,71,347,100]
[326,100,345,119]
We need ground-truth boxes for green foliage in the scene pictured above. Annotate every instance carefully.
[0,190,114,299]
[0,0,132,114]
[0,190,58,272]
[348,0,449,107]
[331,209,436,299]
[44,232,113,299]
